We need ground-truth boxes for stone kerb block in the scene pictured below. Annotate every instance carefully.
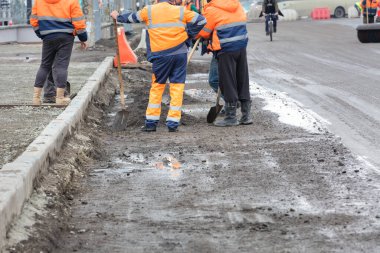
[0,57,113,250]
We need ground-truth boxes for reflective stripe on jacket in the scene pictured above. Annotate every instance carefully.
[30,0,87,41]
[117,1,206,62]
[361,0,380,16]
[355,2,363,11]
[197,0,248,53]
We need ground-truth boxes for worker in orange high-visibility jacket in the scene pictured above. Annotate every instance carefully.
[197,0,251,127]
[30,0,87,105]
[111,0,206,132]
[361,0,380,23]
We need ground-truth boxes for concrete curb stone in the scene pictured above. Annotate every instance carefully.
[0,56,114,250]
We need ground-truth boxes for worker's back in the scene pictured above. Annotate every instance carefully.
[202,0,248,52]
[140,2,189,53]
[30,0,87,41]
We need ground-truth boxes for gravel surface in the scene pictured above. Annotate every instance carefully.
[0,39,116,169]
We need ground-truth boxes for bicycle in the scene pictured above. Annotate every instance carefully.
[264,13,278,42]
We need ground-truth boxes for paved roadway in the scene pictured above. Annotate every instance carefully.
[248,19,380,170]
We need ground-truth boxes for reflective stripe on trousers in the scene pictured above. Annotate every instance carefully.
[167,83,185,123]
[145,75,185,123]
[146,75,165,121]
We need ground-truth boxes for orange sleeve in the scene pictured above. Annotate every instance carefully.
[197,8,215,39]
[71,0,87,34]
[30,2,39,28]
[139,7,149,24]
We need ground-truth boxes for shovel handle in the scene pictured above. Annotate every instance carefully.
[113,19,126,108]
[187,38,201,64]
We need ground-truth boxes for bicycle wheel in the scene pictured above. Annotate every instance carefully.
[269,22,273,41]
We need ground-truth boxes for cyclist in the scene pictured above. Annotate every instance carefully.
[262,0,279,35]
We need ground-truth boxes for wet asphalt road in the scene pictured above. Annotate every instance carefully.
[248,19,380,169]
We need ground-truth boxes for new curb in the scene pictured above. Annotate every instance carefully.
[0,57,114,249]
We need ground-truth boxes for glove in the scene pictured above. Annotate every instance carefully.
[201,40,208,56]
[185,38,192,48]
[192,39,199,51]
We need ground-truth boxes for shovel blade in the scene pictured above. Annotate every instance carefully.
[112,109,129,131]
[206,104,223,123]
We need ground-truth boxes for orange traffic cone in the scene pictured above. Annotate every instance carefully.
[113,27,138,67]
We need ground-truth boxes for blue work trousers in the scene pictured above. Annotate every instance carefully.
[265,15,277,33]
[209,55,219,93]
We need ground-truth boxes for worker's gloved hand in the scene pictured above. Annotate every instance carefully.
[201,40,209,56]
[185,38,192,48]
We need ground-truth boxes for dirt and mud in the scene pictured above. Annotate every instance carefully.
[4,56,380,252]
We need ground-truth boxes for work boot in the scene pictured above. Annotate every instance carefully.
[214,103,239,127]
[239,100,253,125]
[56,88,71,105]
[43,96,56,104]
[43,82,71,103]
[168,127,178,132]
[274,27,277,33]
[32,87,42,105]
[141,125,156,132]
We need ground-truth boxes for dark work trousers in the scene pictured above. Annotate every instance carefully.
[217,48,250,104]
[265,15,277,33]
[34,35,74,89]
[363,15,375,24]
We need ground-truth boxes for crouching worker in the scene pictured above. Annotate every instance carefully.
[30,0,88,105]
[111,0,206,132]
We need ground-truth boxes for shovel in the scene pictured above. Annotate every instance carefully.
[207,88,222,123]
[187,38,201,64]
[112,19,129,131]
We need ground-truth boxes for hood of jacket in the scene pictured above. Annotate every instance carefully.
[207,0,239,12]
[44,0,61,4]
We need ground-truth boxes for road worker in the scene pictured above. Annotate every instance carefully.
[361,0,380,23]
[184,0,200,13]
[111,0,206,132]
[30,0,87,105]
[197,0,252,127]
[355,1,363,17]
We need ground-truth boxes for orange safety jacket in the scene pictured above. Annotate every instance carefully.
[30,0,87,41]
[117,0,206,61]
[361,0,380,16]
[197,0,248,53]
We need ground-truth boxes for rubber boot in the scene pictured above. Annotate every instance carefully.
[214,103,239,127]
[56,88,71,105]
[32,87,42,105]
[240,100,253,125]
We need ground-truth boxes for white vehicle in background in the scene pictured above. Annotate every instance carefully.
[248,0,358,20]
[280,0,358,18]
